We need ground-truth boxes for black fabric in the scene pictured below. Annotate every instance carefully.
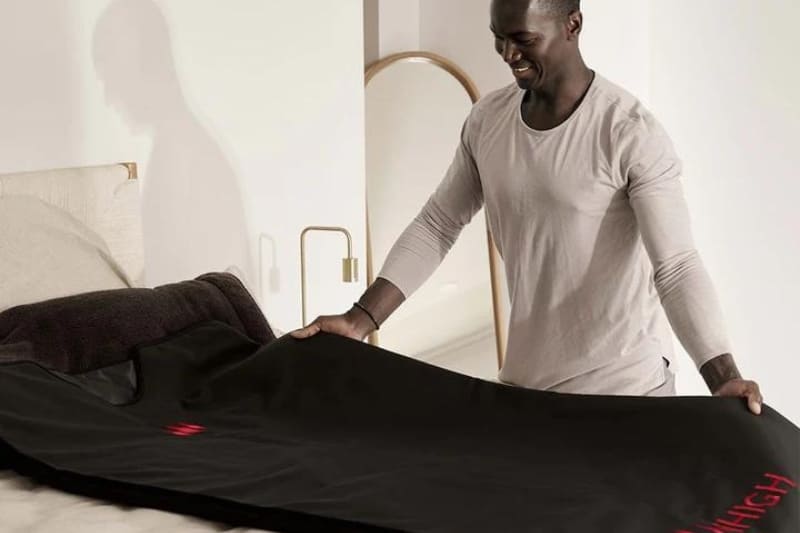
[0,320,797,533]
[53,360,137,405]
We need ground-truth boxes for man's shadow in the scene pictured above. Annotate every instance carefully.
[92,0,253,289]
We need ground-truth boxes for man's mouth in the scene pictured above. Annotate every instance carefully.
[511,65,535,80]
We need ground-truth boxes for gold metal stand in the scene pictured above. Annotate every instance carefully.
[120,162,138,180]
[300,226,359,326]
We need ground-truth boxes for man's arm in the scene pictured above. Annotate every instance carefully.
[620,113,763,414]
[699,352,742,392]
[293,108,485,340]
[700,353,763,414]
[291,277,405,341]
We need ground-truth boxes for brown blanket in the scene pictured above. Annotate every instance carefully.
[0,272,275,372]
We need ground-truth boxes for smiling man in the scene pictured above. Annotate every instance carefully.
[293,0,763,413]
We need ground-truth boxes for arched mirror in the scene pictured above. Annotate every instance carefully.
[365,52,506,376]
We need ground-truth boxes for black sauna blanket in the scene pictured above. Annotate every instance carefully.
[0,321,798,532]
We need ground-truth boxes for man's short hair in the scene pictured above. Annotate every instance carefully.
[535,0,580,19]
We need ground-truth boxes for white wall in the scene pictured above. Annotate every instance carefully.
[418,0,508,97]
[371,0,799,424]
[377,0,420,58]
[0,0,366,334]
[649,0,800,425]
[580,0,651,105]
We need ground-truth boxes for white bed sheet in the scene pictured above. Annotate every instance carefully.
[0,470,277,533]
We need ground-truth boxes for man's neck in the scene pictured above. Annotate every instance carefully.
[522,64,594,130]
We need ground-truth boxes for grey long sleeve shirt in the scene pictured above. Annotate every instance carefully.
[377,74,731,396]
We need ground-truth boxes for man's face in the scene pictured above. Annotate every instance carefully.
[490,0,577,91]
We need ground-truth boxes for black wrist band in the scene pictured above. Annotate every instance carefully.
[353,302,379,331]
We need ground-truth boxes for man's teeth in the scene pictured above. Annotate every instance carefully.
[514,67,530,72]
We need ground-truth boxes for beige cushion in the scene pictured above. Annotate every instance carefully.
[0,164,144,286]
[0,196,130,313]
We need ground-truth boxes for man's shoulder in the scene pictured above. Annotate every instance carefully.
[469,82,519,121]
[592,73,656,126]
[591,74,668,143]
[476,82,519,106]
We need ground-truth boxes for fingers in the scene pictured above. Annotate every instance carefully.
[714,379,763,415]
[747,382,763,415]
[289,322,321,339]
[735,380,763,415]
[748,397,762,416]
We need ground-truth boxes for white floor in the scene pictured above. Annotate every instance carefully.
[417,326,501,380]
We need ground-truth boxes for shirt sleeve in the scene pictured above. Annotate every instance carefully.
[620,113,733,369]
[376,108,485,299]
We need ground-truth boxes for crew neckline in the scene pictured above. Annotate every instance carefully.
[516,71,599,137]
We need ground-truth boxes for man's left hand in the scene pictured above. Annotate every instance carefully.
[714,379,763,415]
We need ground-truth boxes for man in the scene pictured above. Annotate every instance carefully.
[293,0,763,414]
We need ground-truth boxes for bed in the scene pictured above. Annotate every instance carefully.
[0,162,271,533]
[0,164,797,533]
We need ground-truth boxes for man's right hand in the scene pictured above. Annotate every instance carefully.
[290,307,375,341]
[291,279,404,342]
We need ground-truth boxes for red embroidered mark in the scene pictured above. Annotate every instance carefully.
[165,422,206,437]
[676,473,797,533]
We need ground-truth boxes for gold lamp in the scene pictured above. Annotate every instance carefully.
[300,226,359,326]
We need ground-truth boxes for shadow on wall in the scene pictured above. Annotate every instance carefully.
[92,0,252,288]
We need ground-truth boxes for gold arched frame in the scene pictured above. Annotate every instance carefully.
[364,51,507,370]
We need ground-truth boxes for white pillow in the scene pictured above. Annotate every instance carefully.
[0,195,131,312]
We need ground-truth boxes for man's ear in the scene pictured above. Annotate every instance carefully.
[566,11,582,40]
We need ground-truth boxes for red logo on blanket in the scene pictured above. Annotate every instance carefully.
[675,473,797,533]
[164,422,206,437]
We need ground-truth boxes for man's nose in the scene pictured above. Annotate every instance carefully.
[501,39,520,64]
